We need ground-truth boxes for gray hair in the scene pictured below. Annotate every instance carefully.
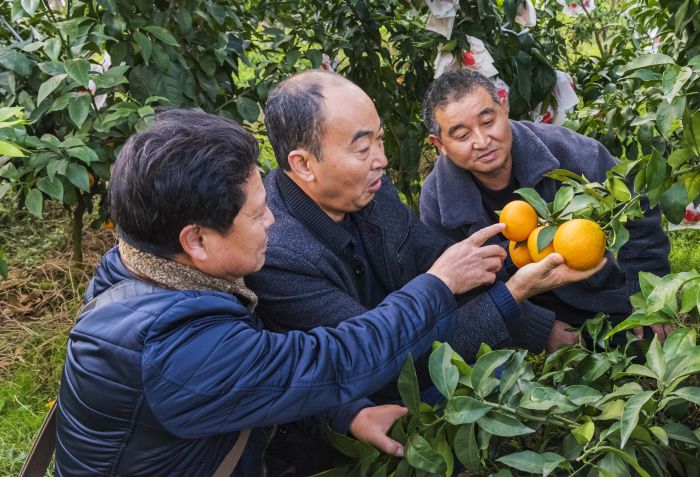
[422,69,500,136]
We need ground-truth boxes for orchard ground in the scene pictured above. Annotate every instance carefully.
[0,200,698,476]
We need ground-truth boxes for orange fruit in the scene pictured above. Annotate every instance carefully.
[508,241,532,268]
[553,219,606,270]
[88,172,95,188]
[499,200,538,242]
[527,225,555,262]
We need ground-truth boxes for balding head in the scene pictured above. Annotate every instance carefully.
[264,70,362,169]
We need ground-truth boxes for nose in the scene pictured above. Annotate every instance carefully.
[472,128,489,150]
[264,206,275,229]
[373,147,388,170]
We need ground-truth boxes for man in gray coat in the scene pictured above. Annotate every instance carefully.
[420,69,671,342]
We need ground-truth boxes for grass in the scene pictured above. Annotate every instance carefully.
[0,199,697,476]
[0,199,115,476]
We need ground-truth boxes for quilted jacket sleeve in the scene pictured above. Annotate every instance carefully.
[141,274,457,439]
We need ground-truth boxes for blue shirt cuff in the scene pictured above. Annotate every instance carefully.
[488,281,520,322]
[326,398,374,434]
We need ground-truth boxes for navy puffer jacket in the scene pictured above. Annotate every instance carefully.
[56,247,457,476]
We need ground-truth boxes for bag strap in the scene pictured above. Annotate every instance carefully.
[18,401,57,477]
[212,429,251,477]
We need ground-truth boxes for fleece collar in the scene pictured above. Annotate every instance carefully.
[434,120,561,229]
[118,240,258,311]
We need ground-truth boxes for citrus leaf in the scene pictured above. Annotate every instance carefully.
[25,188,43,217]
[134,31,152,63]
[66,163,90,191]
[572,419,595,445]
[428,342,458,399]
[660,182,688,224]
[68,94,92,129]
[620,54,675,74]
[443,396,492,425]
[64,58,90,88]
[553,186,574,214]
[397,355,419,414]
[472,349,513,397]
[236,97,260,122]
[537,225,557,253]
[143,26,180,46]
[619,391,654,448]
[21,0,39,15]
[0,140,25,157]
[406,434,446,474]
[515,187,549,219]
[497,450,565,477]
[477,411,534,437]
[671,387,700,406]
[454,424,480,472]
[36,176,64,201]
[37,74,67,105]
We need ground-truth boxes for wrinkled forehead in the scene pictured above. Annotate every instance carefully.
[321,83,381,137]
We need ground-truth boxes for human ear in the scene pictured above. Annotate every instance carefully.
[428,133,447,156]
[287,149,316,183]
[500,95,509,115]
[179,224,208,262]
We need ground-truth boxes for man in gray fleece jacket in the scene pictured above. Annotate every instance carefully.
[420,69,671,345]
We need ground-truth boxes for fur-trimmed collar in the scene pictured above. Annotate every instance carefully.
[119,240,257,311]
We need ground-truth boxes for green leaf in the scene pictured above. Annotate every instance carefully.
[620,54,675,74]
[657,96,686,138]
[471,349,513,397]
[43,38,61,62]
[497,451,565,477]
[606,311,672,338]
[649,425,669,446]
[660,182,688,224]
[143,26,180,46]
[610,219,630,255]
[680,282,700,313]
[67,146,99,164]
[477,411,534,437]
[443,396,492,425]
[454,424,480,472]
[0,140,25,157]
[572,419,595,445]
[236,97,260,122]
[397,355,419,414]
[0,183,10,201]
[498,350,528,399]
[515,187,549,219]
[36,176,64,201]
[21,0,40,15]
[37,74,67,105]
[537,225,557,253]
[92,65,130,90]
[0,253,7,279]
[664,422,700,445]
[64,59,90,88]
[619,390,654,447]
[134,31,152,64]
[68,94,92,129]
[562,385,603,405]
[66,163,90,192]
[520,386,578,412]
[605,176,631,202]
[646,336,666,381]
[405,434,446,474]
[553,186,574,214]
[671,387,700,406]
[428,342,458,399]
[25,188,43,217]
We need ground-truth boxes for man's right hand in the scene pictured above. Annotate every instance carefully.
[428,223,507,294]
[505,253,607,303]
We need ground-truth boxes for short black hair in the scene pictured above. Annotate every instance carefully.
[422,69,500,136]
[264,70,347,170]
[109,108,259,257]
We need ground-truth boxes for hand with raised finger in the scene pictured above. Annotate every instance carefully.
[428,223,507,294]
[505,253,607,302]
[349,405,407,457]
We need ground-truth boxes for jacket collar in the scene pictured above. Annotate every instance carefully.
[434,120,561,229]
[274,169,354,256]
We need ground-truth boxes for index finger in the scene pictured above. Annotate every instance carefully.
[465,223,505,246]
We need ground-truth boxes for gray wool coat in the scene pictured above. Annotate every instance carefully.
[247,170,556,413]
[420,120,671,318]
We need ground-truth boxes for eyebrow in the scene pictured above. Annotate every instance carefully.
[350,122,384,145]
[447,108,496,137]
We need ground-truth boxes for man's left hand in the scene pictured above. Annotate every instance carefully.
[349,404,407,457]
[634,324,674,344]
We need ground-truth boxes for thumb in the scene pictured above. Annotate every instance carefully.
[540,252,564,271]
[372,434,405,457]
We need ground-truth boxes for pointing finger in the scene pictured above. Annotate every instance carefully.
[467,223,505,247]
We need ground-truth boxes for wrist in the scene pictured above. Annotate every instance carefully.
[505,278,525,303]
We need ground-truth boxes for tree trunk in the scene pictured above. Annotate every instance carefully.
[71,197,85,265]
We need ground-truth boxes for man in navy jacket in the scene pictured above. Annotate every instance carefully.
[55,109,512,476]
[246,70,605,474]
[419,69,671,343]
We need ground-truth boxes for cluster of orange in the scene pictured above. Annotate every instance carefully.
[499,200,606,270]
